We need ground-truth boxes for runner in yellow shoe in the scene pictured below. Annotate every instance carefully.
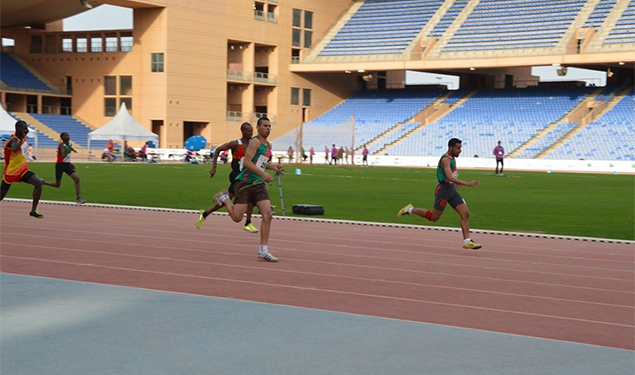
[197,122,258,233]
[398,138,482,250]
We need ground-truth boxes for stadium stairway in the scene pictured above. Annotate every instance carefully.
[426,0,479,56]
[11,112,84,151]
[302,2,363,62]
[402,0,456,58]
[585,0,632,50]
[356,91,453,153]
[537,85,633,158]
[508,87,602,158]
[377,89,476,155]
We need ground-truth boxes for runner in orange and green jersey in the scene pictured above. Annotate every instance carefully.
[0,121,45,218]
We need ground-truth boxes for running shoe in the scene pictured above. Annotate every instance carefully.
[196,209,206,229]
[397,203,413,218]
[244,223,259,233]
[258,252,278,262]
[213,189,229,206]
[462,240,482,250]
[29,210,43,219]
[76,198,87,204]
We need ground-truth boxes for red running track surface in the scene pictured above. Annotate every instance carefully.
[1,201,633,349]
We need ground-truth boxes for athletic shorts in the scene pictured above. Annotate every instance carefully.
[233,181,269,205]
[1,171,36,191]
[433,183,465,211]
[227,169,240,195]
[55,163,76,180]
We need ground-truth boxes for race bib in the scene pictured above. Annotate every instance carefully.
[452,171,459,179]
[238,157,244,171]
[255,154,268,171]
[20,141,28,157]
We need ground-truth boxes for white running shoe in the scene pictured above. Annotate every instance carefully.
[258,252,278,262]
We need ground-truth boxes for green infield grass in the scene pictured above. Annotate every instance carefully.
[7,162,635,240]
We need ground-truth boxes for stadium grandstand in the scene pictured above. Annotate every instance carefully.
[0,0,633,165]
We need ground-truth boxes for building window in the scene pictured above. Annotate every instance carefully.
[292,29,301,47]
[151,53,164,72]
[104,76,116,95]
[291,87,300,105]
[91,36,102,52]
[304,31,312,48]
[120,97,132,111]
[254,2,265,21]
[76,37,88,52]
[302,88,311,106]
[304,11,313,29]
[292,9,302,27]
[119,76,132,95]
[104,98,117,116]
[30,36,43,54]
[62,37,73,53]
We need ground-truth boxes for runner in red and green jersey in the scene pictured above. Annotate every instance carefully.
[213,117,283,262]
[397,138,482,250]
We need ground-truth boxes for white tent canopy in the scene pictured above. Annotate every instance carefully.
[0,104,38,151]
[87,103,158,152]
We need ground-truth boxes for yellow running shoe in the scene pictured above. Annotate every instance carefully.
[29,210,43,219]
[244,223,259,233]
[196,209,206,229]
[397,203,413,218]
[462,240,482,250]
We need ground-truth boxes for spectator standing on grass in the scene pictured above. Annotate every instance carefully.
[309,146,315,165]
[42,132,86,204]
[324,146,330,164]
[337,146,344,165]
[397,138,482,250]
[287,146,294,163]
[330,144,338,165]
[493,141,505,176]
[362,145,369,166]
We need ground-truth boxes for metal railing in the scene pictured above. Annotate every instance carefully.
[254,72,277,84]
[253,112,276,123]
[267,13,278,24]
[254,10,265,21]
[226,111,244,122]
[227,70,251,82]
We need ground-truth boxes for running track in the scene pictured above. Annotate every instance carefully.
[1,200,633,350]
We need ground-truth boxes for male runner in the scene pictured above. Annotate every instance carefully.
[197,122,258,233]
[42,132,86,204]
[213,117,283,261]
[0,121,45,218]
[397,138,482,250]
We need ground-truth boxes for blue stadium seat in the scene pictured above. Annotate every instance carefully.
[29,114,110,149]
[319,0,444,56]
[272,88,444,151]
[546,90,635,160]
[0,53,51,92]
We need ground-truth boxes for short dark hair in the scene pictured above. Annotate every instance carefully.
[60,132,69,138]
[240,122,252,130]
[448,138,462,147]
[256,117,270,126]
[15,120,27,130]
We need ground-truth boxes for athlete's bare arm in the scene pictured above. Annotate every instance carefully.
[441,157,480,187]
[209,140,238,177]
